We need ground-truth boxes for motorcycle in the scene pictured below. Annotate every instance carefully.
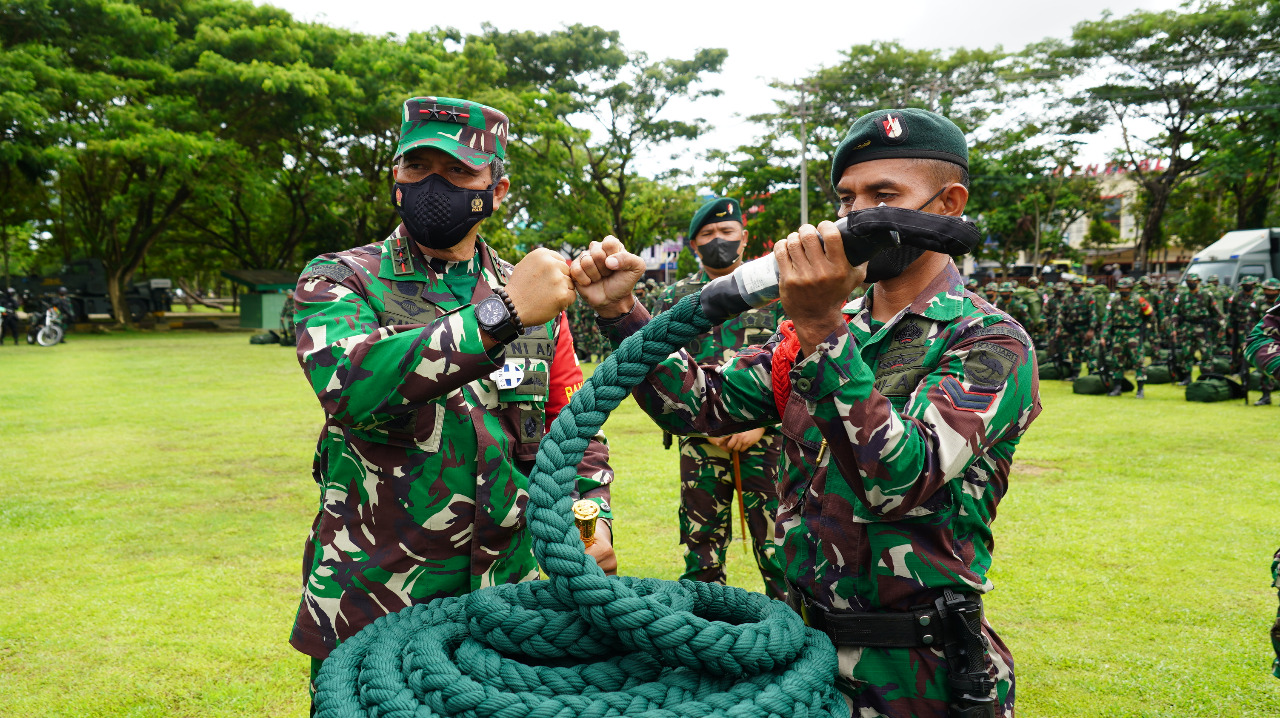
[26,303,63,347]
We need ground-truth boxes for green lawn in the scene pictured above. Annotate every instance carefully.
[0,331,1277,716]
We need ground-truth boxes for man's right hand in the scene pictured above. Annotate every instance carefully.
[571,237,646,318]
[505,248,577,328]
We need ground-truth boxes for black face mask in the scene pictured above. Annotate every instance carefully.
[862,186,948,283]
[696,237,742,269]
[392,174,494,250]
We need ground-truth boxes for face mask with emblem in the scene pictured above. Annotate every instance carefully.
[698,204,982,323]
[696,237,743,269]
[392,174,494,250]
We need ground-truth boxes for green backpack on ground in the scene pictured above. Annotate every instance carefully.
[1040,363,1064,380]
[1186,373,1245,402]
[1145,364,1173,384]
[1207,354,1235,375]
[1074,374,1133,395]
[249,331,280,345]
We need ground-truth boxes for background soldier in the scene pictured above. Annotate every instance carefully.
[982,280,999,303]
[52,286,72,342]
[1100,277,1154,397]
[290,96,616,707]
[575,107,1039,718]
[653,197,787,600]
[1227,275,1260,365]
[1059,277,1096,377]
[0,287,19,345]
[997,281,1032,331]
[1172,275,1224,385]
[279,289,297,346]
[1248,278,1280,405]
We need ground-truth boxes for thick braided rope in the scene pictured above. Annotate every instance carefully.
[315,293,845,717]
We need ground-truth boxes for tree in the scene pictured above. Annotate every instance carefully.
[1056,0,1280,271]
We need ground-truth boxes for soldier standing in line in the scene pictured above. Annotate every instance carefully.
[1058,277,1096,377]
[52,286,73,343]
[982,281,999,304]
[1242,297,1280,676]
[1248,278,1280,405]
[1100,277,1154,397]
[0,287,19,346]
[1044,281,1069,376]
[996,282,1032,330]
[1172,275,1224,385]
[652,197,787,600]
[279,289,297,347]
[289,96,616,709]
[1227,275,1260,366]
[964,277,980,297]
[575,107,1040,718]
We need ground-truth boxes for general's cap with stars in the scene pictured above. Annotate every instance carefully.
[395,96,509,169]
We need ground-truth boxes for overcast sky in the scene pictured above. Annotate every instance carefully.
[264,0,1185,179]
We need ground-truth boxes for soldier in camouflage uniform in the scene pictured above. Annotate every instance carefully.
[290,96,616,704]
[1043,282,1069,375]
[575,107,1040,718]
[982,281,999,304]
[1242,299,1280,675]
[1226,275,1260,366]
[1099,277,1154,397]
[995,282,1032,331]
[1057,277,1096,377]
[1172,275,1224,385]
[964,277,980,297]
[1248,278,1280,405]
[279,289,297,347]
[653,198,787,599]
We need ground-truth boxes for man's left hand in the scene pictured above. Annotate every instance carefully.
[722,427,766,452]
[585,521,617,576]
[776,221,865,354]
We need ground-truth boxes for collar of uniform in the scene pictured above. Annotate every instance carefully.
[378,225,430,282]
[845,261,967,345]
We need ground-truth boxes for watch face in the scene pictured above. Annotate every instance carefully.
[477,297,508,325]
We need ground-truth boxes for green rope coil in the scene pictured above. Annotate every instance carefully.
[314,293,845,717]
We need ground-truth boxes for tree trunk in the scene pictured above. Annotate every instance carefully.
[107,268,129,326]
[1135,186,1171,275]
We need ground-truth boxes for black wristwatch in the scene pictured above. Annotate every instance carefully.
[475,288,523,345]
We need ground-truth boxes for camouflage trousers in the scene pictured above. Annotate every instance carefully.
[1272,548,1280,679]
[837,617,1015,717]
[1060,324,1094,375]
[1177,323,1215,378]
[678,435,786,600]
[1103,329,1146,384]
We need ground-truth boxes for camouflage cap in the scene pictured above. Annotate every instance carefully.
[687,197,743,241]
[395,96,509,169]
[1054,281,1068,291]
[1117,277,1134,289]
[984,281,999,291]
[1241,274,1260,285]
[1138,275,1153,285]
[1085,277,1097,286]
[1069,277,1083,286]
[1185,274,1201,283]
[998,282,1014,292]
[1206,274,1220,282]
[965,278,979,288]
[829,108,968,188]
[1263,277,1280,290]
[1028,275,1040,285]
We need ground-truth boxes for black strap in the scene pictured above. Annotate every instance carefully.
[786,583,943,649]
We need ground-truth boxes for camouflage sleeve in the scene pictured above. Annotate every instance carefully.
[294,257,501,429]
[654,286,675,317]
[598,303,780,436]
[1246,308,1280,380]
[547,312,614,519]
[1100,302,1113,335]
[794,322,1038,521]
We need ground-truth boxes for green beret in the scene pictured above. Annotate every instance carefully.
[395,96,509,169]
[687,198,743,242]
[830,108,968,188]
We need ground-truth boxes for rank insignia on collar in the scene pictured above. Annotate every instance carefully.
[388,235,414,276]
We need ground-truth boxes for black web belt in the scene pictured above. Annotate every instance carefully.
[786,583,975,649]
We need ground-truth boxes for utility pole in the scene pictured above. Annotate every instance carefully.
[798,85,809,226]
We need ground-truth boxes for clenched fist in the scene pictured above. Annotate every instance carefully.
[506,248,575,327]
[571,236,647,318]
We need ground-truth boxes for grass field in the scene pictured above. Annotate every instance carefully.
[1,330,1278,716]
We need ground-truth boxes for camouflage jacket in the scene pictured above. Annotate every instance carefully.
[1173,288,1223,331]
[1059,290,1095,328]
[1247,303,1280,379]
[290,228,613,659]
[602,261,1041,618]
[1101,294,1153,335]
[1227,288,1257,334]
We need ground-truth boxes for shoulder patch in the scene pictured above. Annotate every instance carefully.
[303,263,355,284]
[966,323,1031,349]
[963,341,1018,386]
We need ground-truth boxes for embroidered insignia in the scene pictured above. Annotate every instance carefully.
[963,341,1018,386]
[302,263,354,284]
[895,323,925,344]
[940,375,995,412]
[880,112,908,145]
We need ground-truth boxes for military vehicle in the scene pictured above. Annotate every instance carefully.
[7,258,171,321]
[1183,228,1280,287]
